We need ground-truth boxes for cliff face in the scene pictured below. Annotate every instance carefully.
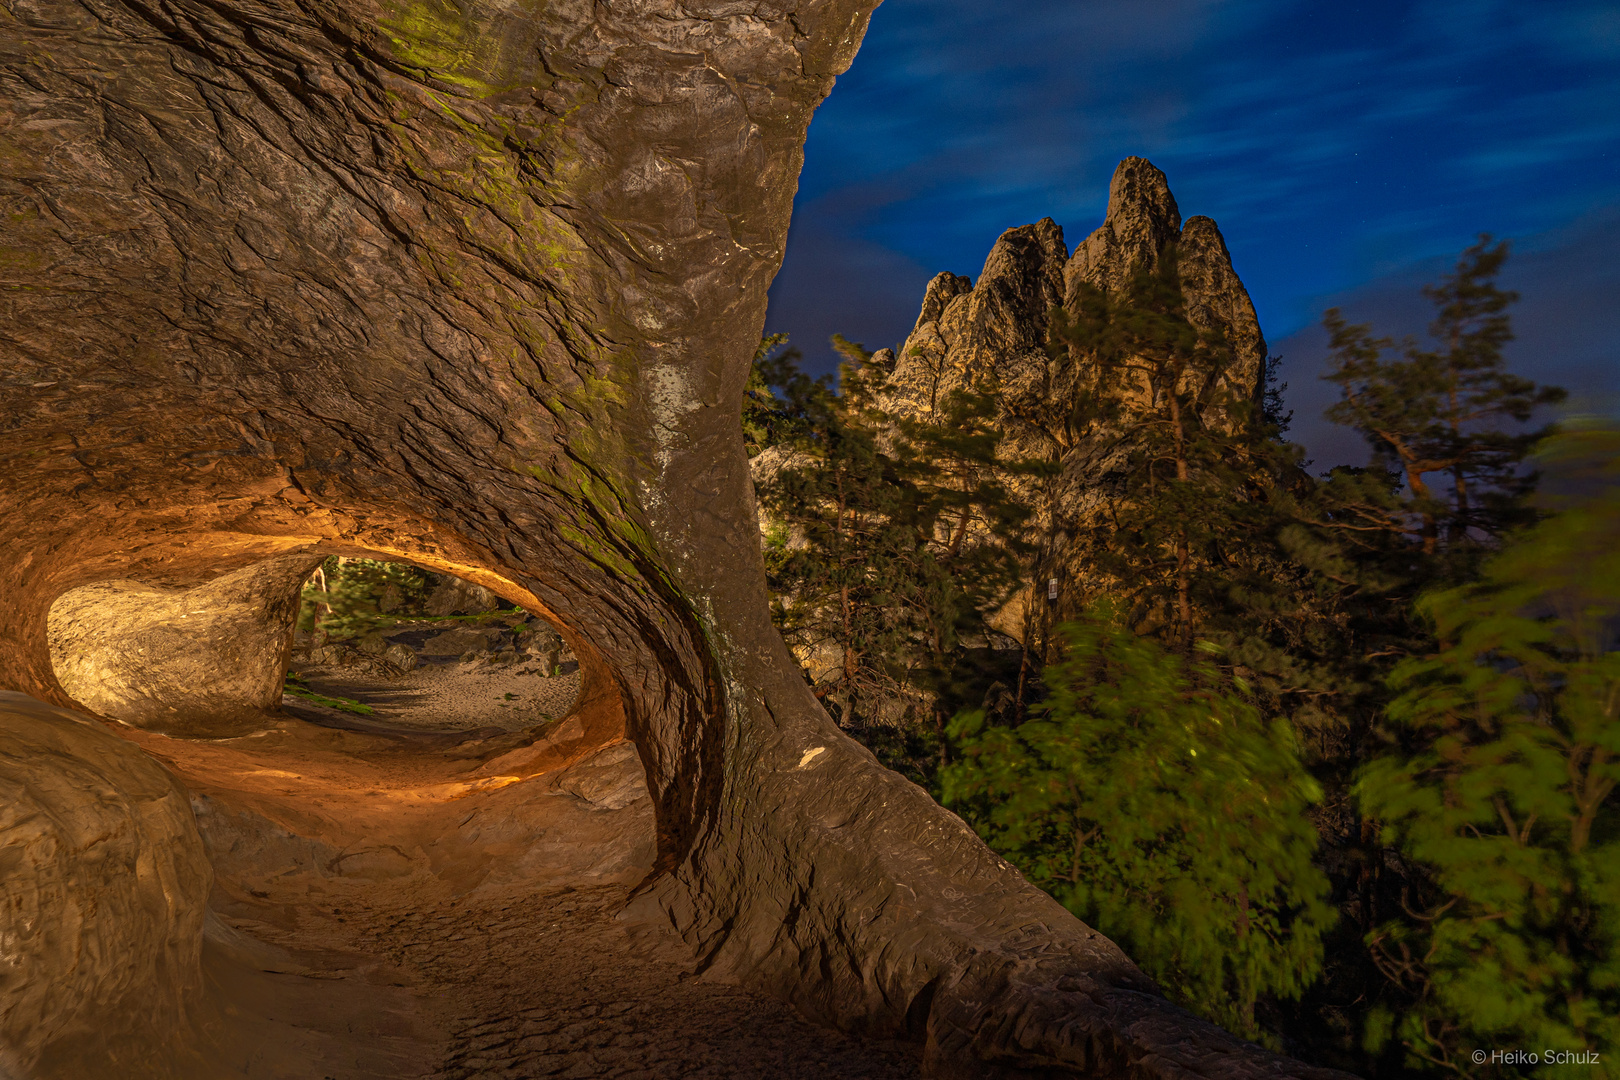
[877,157,1269,642]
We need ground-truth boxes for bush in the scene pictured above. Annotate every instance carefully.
[297,557,436,642]
[943,604,1335,1040]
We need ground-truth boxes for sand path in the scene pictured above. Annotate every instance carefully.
[113,620,920,1078]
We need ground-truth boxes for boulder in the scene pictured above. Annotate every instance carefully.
[424,577,504,618]
[46,554,323,732]
[0,693,211,1077]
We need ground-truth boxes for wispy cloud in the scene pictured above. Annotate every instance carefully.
[770,0,1620,373]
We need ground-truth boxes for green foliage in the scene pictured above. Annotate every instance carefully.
[751,237,1578,1067]
[1355,424,1620,1076]
[742,333,798,456]
[1229,238,1579,1075]
[298,557,437,641]
[753,335,1034,781]
[943,604,1335,1040]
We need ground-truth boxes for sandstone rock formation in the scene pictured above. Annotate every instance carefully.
[47,555,323,733]
[424,575,505,617]
[0,693,211,1077]
[878,157,1269,646]
[3,1,1338,1074]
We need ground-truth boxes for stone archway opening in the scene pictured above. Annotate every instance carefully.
[35,542,651,893]
[20,545,924,1078]
[41,545,612,745]
[282,557,586,736]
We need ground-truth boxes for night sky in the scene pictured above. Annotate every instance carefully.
[763,0,1620,467]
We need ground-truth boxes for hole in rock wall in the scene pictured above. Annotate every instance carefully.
[285,557,583,735]
[44,551,583,738]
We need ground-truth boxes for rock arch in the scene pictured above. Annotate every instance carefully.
[1,0,1350,1076]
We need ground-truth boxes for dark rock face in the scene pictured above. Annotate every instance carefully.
[879,157,1270,644]
[2,3,1339,1075]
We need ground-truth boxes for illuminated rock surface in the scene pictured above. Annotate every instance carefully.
[878,157,1271,647]
[1,3,1347,1077]
[47,555,323,733]
[0,694,210,1077]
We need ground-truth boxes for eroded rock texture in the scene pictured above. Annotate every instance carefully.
[878,157,1269,647]
[0,693,211,1078]
[47,554,322,733]
[3,2,1339,1076]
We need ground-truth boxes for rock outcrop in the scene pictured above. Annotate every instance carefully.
[424,576,505,617]
[878,157,1269,644]
[47,555,323,733]
[3,1,1336,1074]
[0,693,212,1077]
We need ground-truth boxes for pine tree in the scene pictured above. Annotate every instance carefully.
[753,336,1032,781]
[1046,246,1311,664]
[742,333,811,456]
[1322,236,1566,566]
[1265,239,1571,1071]
[943,602,1336,1041]
[1042,247,1366,768]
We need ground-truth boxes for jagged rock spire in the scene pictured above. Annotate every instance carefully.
[870,156,1273,644]
[883,156,1267,433]
[1178,214,1269,397]
[1066,156,1183,297]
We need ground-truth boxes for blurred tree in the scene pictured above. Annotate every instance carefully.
[1355,424,1620,1077]
[943,603,1335,1041]
[1255,238,1574,1075]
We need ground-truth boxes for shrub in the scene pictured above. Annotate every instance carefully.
[943,604,1335,1040]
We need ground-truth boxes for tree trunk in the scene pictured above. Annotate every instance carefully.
[1168,372,1193,649]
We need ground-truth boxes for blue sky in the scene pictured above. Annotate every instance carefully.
[764,0,1620,465]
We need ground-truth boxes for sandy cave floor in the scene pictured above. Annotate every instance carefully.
[210,880,924,1080]
[286,657,584,735]
[106,620,921,1079]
